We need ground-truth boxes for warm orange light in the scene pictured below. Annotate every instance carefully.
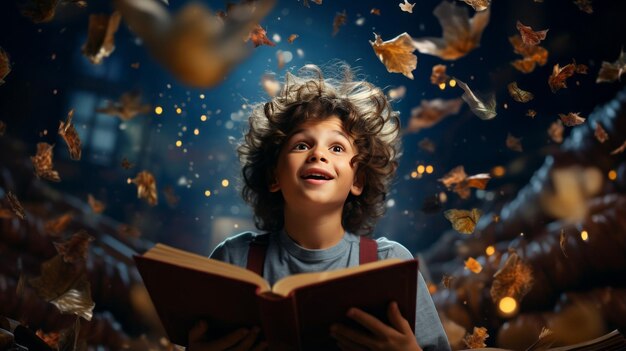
[499,297,517,315]
[193,128,200,135]
[448,79,457,87]
[175,140,182,147]
[438,83,446,90]
[410,171,418,178]
[608,170,617,181]
[425,165,434,174]
[200,114,207,121]
[492,166,506,177]
[176,107,182,114]
[221,179,229,187]
[485,246,495,256]
[417,165,425,174]
[154,106,163,115]
[581,230,589,241]
[204,190,211,197]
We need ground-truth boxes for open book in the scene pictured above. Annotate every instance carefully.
[134,243,418,350]
[467,329,626,351]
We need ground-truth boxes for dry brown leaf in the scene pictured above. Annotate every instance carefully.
[430,64,449,85]
[526,109,537,118]
[6,191,25,220]
[370,8,381,15]
[130,170,158,206]
[332,10,347,36]
[0,47,10,85]
[261,74,281,97]
[96,91,152,121]
[559,112,586,126]
[548,61,587,93]
[36,330,61,349]
[455,78,497,120]
[611,140,626,155]
[490,251,534,303]
[53,230,94,264]
[399,0,415,13]
[287,34,299,43]
[573,0,593,14]
[370,32,417,79]
[58,110,82,161]
[459,0,490,11]
[245,24,275,47]
[19,0,65,23]
[506,133,523,152]
[464,257,483,274]
[301,0,322,7]
[507,82,534,103]
[121,157,134,170]
[596,49,626,83]
[82,12,122,64]
[444,208,482,234]
[442,274,454,288]
[509,35,548,73]
[418,138,436,153]
[412,1,490,60]
[463,327,489,348]
[31,142,61,182]
[406,98,463,133]
[516,20,548,46]
[548,120,564,143]
[594,122,609,143]
[45,212,73,237]
[163,185,180,208]
[439,165,491,199]
[114,0,275,88]
[87,194,105,214]
[560,229,568,258]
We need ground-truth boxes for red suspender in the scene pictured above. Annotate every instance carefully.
[247,233,270,275]
[247,234,378,275]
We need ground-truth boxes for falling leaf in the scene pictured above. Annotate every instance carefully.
[560,229,568,258]
[261,74,281,97]
[387,86,406,100]
[444,208,482,234]
[463,327,489,348]
[548,61,587,93]
[430,64,449,85]
[596,49,626,83]
[87,194,105,214]
[406,98,463,133]
[163,185,180,208]
[573,0,593,14]
[114,0,275,88]
[58,110,82,161]
[516,20,548,46]
[509,35,548,73]
[594,123,609,143]
[82,12,122,64]
[490,251,534,303]
[130,170,158,206]
[455,78,497,120]
[5,191,26,220]
[371,8,381,15]
[611,140,626,155]
[526,109,537,118]
[53,230,94,264]
[51,275,95,321]
[399,0,415,13]
[506,133,523,152]
[332,10,347,36]
[45,212,73,237]
[301,0,322,7]
[442,274,454,288]
[507,82,534,103]
[419,138,436,153]
[439,165,491,199]
[96,91,152,121]
[36,330,61,349]
[287,34,299,43]
[121,157,135,170]
[0,120,6,135]
[459,0,490,11]
[0,47,10,85]
[412,1,490,60]
[31,142,61,182]
[370,32,418,79]
[548,120,564,143]
[19,0,76,23]
[464,257,483,273]
[559,112,586,126]
[246,24,275,47]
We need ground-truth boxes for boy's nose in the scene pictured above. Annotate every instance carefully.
[307,150,327,163]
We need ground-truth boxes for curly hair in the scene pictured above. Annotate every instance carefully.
[237,63,401,235]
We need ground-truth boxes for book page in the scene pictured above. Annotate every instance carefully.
[144,244,271,293]
[271,258,404,296]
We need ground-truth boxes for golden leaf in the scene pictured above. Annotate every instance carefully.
[87,194,106,214]
[459,0,490,11]
[463,326,489,348]
[387,86,406,100]
[130,170,158,206]
[370,8,381,15]
[81,12,122,64]
[58,110,82,161]
[516,20,548,46]
[442,274,454,288]
[53,230,94,264]
[596,49,626,83]
[490,251,533,303]
[430,64,449,85]
[559,112,586,127]
[509,35,548,73]
[548,120,564,143]
[44,212,73,237]
[287,34,299,43]
[370,32,418,79]
[31,142,61,182]
[526,109,537,118]
[332,10,347,36]
[548,61,587,93]
[412,1,490,60]
[594,123,609,143]
[455,78,497,120]
[506,133,523,152]
[444,208,482,234]
[261,74,281,97]
[507,82,534,103]
[439,165,490,199]
[399,0,415,13]
[406,98,463,133]
[6,191,25,220]
[245,24,275,47]
[464,257,483,274]
[96,91,152,121]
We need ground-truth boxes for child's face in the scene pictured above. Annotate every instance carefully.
[271,116,364,210]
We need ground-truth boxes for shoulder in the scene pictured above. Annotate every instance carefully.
[209,231,270,262]
[374,236,414,260]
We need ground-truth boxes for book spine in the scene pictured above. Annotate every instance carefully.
[257,292,300,351]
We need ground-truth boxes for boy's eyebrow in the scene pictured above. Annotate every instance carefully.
[291,129,352,143]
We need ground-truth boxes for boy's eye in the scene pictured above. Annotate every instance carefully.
[331,145,344,152]
[293,143,309,150]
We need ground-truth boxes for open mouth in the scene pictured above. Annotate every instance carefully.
[301,173,333,180]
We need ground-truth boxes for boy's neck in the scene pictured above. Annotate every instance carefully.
[283,206,346,249]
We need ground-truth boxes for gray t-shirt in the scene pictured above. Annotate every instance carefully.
[210,230,451,351]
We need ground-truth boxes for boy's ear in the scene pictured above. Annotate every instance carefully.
[350,170,365,196]
[269,178,280,192]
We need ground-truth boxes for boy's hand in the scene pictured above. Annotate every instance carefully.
[188,321,268,351]
[330,301,423,351]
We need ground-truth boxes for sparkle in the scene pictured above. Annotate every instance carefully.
[155,106,163,115]
[221,179,229,187]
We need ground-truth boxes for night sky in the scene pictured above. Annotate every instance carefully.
[1,0,626,256]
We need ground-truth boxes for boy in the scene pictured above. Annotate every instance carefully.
[188,64,451,351]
